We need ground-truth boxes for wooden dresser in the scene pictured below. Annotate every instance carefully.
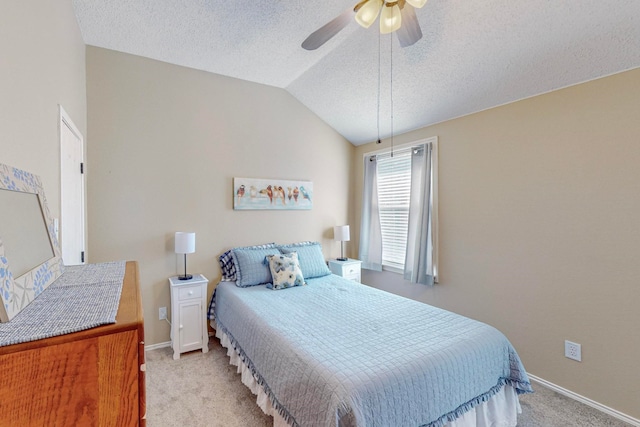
[0,261,146,426]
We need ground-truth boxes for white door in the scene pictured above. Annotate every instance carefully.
[59,106,85,265]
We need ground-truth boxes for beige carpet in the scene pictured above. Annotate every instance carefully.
[145,337,631,426]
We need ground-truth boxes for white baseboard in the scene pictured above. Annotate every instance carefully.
[145,333,213,351]
[145,341,171,351]
[528,374,640,427]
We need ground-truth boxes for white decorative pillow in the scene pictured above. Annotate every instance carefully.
[265,252,306,290]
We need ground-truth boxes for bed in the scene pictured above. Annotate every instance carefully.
[208,242,532,427]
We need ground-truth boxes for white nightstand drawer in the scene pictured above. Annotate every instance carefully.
[178,286,202,301]
[328,259,362,283]
[344,266,359,276]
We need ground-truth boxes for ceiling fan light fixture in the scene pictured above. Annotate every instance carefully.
[355,0,384,29]
[380,2,402,34]
[406,0,428,8]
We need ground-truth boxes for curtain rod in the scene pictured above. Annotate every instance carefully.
[369,144,426,161]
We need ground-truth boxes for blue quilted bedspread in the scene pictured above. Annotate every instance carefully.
[210,275,532,427]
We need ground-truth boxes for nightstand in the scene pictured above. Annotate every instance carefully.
[328,259,362,283]
[169,274,209,360]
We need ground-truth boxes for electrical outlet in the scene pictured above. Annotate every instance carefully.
[565,340,582,362]
[159,306,167,320]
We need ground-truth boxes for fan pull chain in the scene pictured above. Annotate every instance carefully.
[390,33,394,157]
[377,30,381,145]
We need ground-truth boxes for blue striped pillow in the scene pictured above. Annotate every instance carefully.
[277,242,331,279]
[218,250,236,281]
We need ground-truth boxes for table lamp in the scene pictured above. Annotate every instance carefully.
[333,225,350,261]
[175,232,195,280]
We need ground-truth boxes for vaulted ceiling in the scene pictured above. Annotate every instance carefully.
[72,0,640,145]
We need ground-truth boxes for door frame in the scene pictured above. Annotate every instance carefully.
[59,105,86,264]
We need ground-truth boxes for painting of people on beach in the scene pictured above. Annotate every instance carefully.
[233,177,313,210]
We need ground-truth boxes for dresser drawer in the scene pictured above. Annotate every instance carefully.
[178,285,202,301]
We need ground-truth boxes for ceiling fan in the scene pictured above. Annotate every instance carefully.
[302,0,427,51]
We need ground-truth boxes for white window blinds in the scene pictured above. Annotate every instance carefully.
[376,150,412,269]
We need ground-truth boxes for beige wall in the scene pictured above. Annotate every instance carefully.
[86,47,354,347]
[0,0,86,218]
[353,68,640,418]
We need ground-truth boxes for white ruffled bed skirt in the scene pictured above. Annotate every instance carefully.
[214,325,522,427]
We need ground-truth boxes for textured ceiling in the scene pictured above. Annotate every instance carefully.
[72,0,640,145]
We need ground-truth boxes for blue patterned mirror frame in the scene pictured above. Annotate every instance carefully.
[0,163,64,322]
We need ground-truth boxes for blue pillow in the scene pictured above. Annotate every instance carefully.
[277,241,331,279]
[218,243,275,281]
[231,246,280,287]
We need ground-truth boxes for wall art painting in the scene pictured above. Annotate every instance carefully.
[234,177,313,210]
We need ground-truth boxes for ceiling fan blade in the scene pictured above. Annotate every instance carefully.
[396,4,423,48]
[302,7,357,50]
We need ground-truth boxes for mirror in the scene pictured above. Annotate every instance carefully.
[0,163,64,322]
[0,190,55,277]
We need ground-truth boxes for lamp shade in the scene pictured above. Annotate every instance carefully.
[380,2,402,34]
[355,0,383,28]
[333,225,350,242]
[175,232,196,254]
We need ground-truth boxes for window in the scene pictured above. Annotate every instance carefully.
[360,137,438,284]
[377,150,411,270]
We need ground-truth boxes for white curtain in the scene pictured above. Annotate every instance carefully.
[404,144,435,285]
[359,155,383,271]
